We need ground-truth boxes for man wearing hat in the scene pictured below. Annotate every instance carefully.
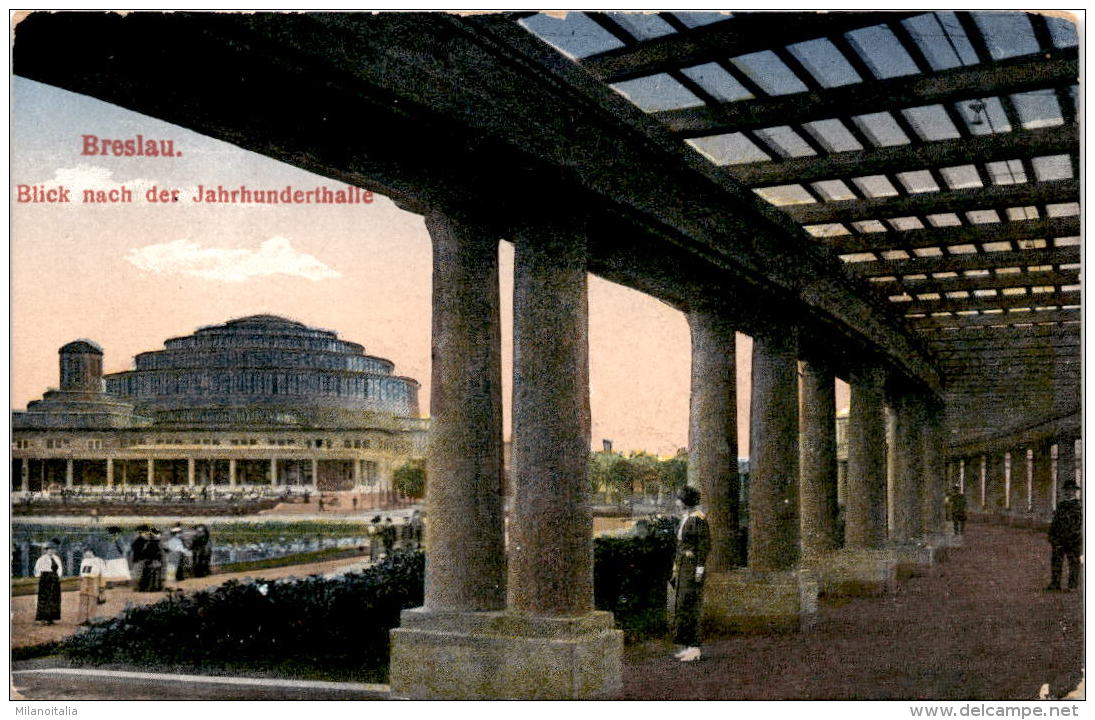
[1047,480,1082,591]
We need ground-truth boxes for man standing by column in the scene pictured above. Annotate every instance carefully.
[1046,480,1082,591]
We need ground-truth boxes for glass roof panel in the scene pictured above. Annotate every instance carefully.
[730,51,810,96]
[852,175,899,197]
[958,97,1012,135]
[687,133,770,165]
[897,170,940,194]
[519,14,626,59]
[1010,90,1064,129]
[902,12,979,70]
[903,105,962,141]
[928,213,962,226]
[802,119,863,152]
[1032,154,1073,181]
[611,74,703,112]
[972,12,1039,60]
[1047,15,1079,47]
[881,250,910,260]
[812,180,857,201]
[804,223,851,237]
[940,165,983,189]
[754,126,817,158]
[1054,236,1081,247]
[675,12,732,29]
[889,217,925,231]
[853,112,911,147]
[966,210,1001,224]
[1018,238,1047,249]
[753,184,817,206]
[1046,202,1080,217]
[844,25,920,79]
[787,38,862,88]
[607,13,676,41]
[985,159,1027,185]
[949,245,978,254]
[680,63,754,102]
[1005,206,1039,221]
[852,220,888,233]
[983,241,1013,252]
[840,253,877,263]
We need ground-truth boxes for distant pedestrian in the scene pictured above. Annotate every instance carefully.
[408,510,425,549]
[945,484,967,536]
[34,544,63,625]
[190,524,213,578]
[129,526,150,591]
[1046,480,1082,591]
[163,526,193,587]
[381,517,397,556]
[318,497,326,513]
[77,549,107,624]
[668,486,710,663]
[139,528,164,592]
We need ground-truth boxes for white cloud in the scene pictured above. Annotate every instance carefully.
[126,236,341,283]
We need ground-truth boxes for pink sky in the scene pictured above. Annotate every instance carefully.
[11,78,848,457]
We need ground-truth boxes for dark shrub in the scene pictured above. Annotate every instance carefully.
[593,515,677,639]
[62,550,424,680]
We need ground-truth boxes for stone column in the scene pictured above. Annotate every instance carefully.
[269,458,278,486]
[391,214,620,700]
[985,453,1006,514]
[421,211,505,612]
[919,401,945,537]
[311,458,319,489]
[845,365,888,550]
[748,330,800,571]
[1031,441,1054,523]
[353,458,362,488]
[508,224,592,616]
[704,327,817,632]
[21,460,30,492]
[188,458,196,487]
[147,458,155,486]
[65,459,74,488]
[889,392,923,543]
[686,306,739,570]
[979,455,987,509]
[799,358,838,559]
[228,459,237,487]
[106,458,114,488]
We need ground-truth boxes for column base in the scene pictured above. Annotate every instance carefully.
[702,569,819,634]
[389,608,623,700]
[889,540,943,579]
[803,549,898,597]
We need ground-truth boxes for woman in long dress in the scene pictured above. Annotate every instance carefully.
[668,486,710,663]
[34,545,64,624]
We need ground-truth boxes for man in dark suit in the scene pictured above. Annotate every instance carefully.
[668,486,710,662]
[1047,479,1082,591]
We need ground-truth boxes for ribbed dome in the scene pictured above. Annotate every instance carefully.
[103,315,420,428]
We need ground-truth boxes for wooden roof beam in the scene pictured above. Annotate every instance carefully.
[909,307,1079,329]
[730,125,1077,186]
[849,245,1080,277]
[784,179,1078,225]
[653,47,1077,137]
[820,215,1079,254]
[899,289,1080,315]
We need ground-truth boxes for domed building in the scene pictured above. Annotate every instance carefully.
[12,315,427,494]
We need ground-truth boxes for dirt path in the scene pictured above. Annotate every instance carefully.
[619,523,1084,700]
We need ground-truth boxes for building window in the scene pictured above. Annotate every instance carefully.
[87,440,103,450]
[13,440,30,449]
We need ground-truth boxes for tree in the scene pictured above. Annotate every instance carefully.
[393,460,426,499]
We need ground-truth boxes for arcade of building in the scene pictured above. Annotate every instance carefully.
[12,315,427,497]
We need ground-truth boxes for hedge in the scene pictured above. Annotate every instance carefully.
[62,518,682,680]
[62,550,425,681]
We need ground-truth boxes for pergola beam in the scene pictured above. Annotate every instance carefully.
[580,12,917,83]
[921,324,1081,342]
[730,125,1077,187]
[909,308,1079,329]
[653,48,1078,137]
[820,216,1079,254]
[899,289,1081,315]
[931,336,1081,352]
[784,179,1078,225]
[850,245,1080,277]
[888,269,1079,295]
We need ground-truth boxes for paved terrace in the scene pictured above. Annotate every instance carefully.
[12,523,1083,701]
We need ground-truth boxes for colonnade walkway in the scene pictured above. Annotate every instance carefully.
[619,522,1083,701]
